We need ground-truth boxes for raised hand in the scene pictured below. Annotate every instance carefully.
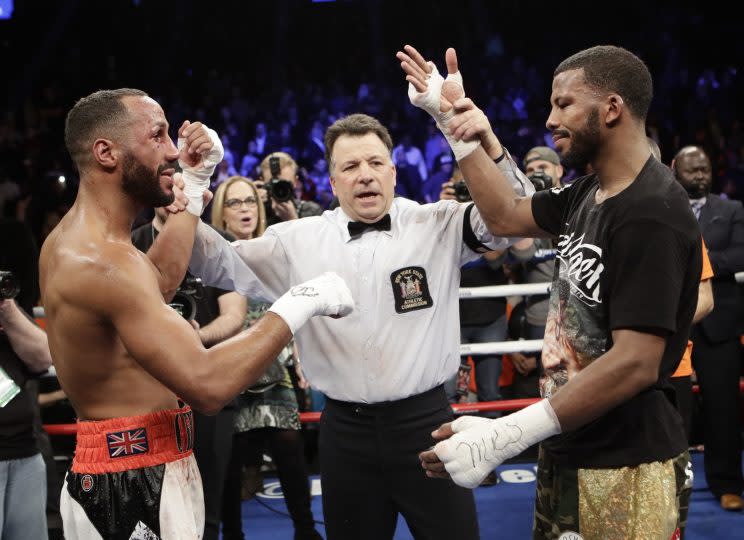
[178,121,217,169]
[176,121,224,216]
[396,45,479,160]
[396,45,464,114]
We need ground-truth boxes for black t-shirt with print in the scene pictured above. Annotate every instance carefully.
[531,157,701,469]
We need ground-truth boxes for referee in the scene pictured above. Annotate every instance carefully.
[164,113,532,539]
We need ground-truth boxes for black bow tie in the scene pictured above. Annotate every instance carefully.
[347,214,391,237]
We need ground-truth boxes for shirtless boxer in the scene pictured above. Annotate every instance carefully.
[40,89,353,539]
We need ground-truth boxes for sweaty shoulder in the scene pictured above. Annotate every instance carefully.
[43,228,158,318]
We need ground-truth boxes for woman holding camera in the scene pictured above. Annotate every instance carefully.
[211,176,321,540]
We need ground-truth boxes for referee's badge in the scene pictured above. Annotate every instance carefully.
[390,266,433,313]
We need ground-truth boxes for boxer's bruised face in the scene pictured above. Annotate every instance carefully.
[120,96,179,207]
[329,133,396,223]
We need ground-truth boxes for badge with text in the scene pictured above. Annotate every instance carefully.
[390,266,433,314]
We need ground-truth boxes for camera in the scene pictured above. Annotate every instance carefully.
[527,170,553,192]
[0,271,20,300]
[168,275,202,321]
[453,180,472,202]
[265,156,294,203]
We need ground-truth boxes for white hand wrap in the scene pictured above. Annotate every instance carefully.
[434,400,561,489]
[407,63,479,161]
[268,272,354,335]
[178,127,224,216]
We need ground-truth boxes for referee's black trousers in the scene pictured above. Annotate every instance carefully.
[319,385,479,540]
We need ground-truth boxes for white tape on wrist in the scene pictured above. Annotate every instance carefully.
[437,108,480,161]
[178,127,223,216]
[435,399,561,489]
[406,64,479,161]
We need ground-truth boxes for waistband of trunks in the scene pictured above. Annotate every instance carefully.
[71,406,194,474]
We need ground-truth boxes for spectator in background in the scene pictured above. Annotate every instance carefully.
[396,134,428,187]
[422,153,454,203]
[308,157,333,208]
[673,145,744,511]
[239,141,260,178]
[0,217,52,540]
[220,134,238,177]
[210,176,321,540]
[251,122,275,156]
[302,122,326,167]
[424,122,449,172]
[255,152,323,226]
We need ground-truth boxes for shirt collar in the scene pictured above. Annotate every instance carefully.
[336,200,397,242]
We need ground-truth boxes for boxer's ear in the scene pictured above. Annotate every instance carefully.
[92,138,118,170]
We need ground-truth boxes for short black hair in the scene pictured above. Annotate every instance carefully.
[64,88,148,171]
[555,45,652,121]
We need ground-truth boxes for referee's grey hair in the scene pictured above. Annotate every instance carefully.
[324,113,394,170]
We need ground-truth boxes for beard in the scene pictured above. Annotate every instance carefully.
[561,107,601,171]
[121,153,175,208]
[684,181,710,199]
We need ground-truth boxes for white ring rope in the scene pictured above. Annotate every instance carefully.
[461,339,543,356]
[31,272,744,358]
[460,282,550,299]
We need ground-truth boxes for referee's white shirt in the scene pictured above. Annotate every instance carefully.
[190,198,516,403]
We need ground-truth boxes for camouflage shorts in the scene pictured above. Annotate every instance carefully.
[533,448,691,540]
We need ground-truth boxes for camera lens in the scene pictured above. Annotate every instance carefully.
[0,271,20,300]
[453,181,472,202]
[269,179,294,203]
[527,171,553,192]
[170,291,197,320]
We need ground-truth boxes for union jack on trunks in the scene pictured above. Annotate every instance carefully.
[106,428,149,458]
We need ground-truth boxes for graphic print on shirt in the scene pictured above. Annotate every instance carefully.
[390,266,433,313]
[539,230,609,399]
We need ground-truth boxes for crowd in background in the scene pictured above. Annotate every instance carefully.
[1,1,743,538]
[1,2,743,247]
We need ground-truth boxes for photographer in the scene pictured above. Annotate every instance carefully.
[255,152,322,225]
[503,146,564,399]
[0,217,51,540]
[132,207,247,540]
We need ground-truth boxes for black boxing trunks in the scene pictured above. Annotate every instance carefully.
[60,406,204,539]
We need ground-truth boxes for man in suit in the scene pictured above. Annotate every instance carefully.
[673,145,744,511]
